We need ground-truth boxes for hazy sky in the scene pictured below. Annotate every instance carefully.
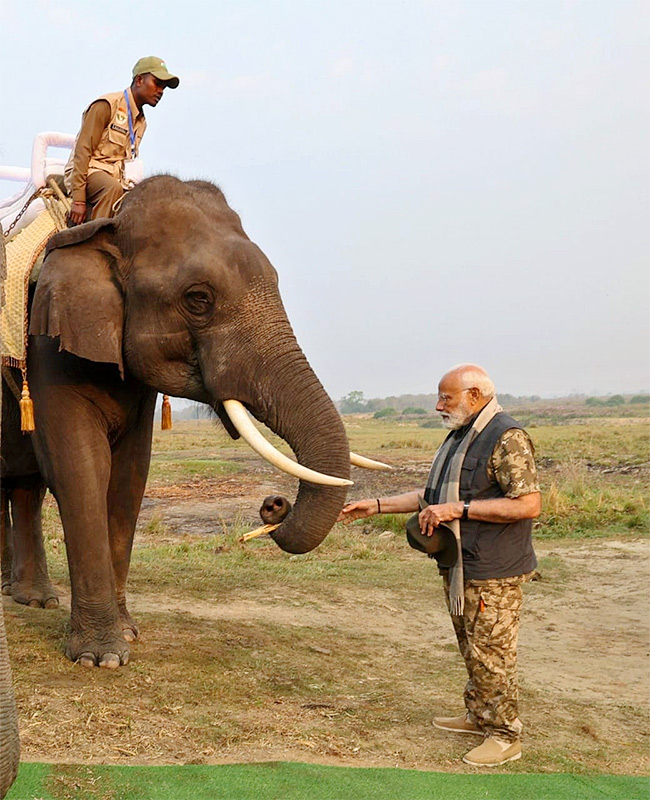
[1,0,648,399]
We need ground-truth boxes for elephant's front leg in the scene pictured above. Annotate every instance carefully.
[107,392,156,643]
[41,412,129,668]
[5,479,58,609]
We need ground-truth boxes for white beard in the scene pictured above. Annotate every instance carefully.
[440,397,474,430]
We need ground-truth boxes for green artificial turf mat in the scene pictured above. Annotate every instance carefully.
[5,761,648,800]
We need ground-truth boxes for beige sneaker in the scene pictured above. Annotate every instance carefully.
[462,736,522,767]
[432,713,483,735]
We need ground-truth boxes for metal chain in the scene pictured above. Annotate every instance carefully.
[2,188,45,240]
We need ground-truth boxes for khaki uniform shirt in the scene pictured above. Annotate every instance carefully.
[64,88,146,203]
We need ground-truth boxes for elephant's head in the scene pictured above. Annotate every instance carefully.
[29,176,358,553]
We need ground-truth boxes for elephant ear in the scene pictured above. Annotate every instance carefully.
[29,218,125,375]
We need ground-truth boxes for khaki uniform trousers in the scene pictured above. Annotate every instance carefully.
[86,171,125,220]
[443,571,533,743]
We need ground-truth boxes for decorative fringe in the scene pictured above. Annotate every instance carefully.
[1,355,25,370]
[20,378,35,432]
[161,394,172,430]
[449,595,464,617]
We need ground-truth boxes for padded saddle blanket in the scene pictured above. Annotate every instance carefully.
[0,209,60,367]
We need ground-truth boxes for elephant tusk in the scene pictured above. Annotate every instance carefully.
[239,523,280,543]
[350,452,392,471]
[222,400,353,487]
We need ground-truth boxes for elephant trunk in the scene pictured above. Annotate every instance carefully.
[0,601,19,798]
[206,292,350,554]
[263,367,350,554]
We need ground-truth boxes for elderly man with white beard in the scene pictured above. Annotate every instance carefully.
[338,364,541,767]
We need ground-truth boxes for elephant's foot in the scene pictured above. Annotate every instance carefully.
[118,604,139,643]
[11,579,59,609]
[66,628,130,669]
[1,580,11,596]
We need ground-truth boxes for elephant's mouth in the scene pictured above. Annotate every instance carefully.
[213,400,242,440]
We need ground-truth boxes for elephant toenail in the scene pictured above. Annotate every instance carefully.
[27,599,41,608]
[99,654,121,669]
[78,653,96,668]
[44,598,59,609]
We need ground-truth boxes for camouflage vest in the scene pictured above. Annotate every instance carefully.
[431,412,537,580]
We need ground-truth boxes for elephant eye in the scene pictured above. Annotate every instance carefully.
[183,285,214,316]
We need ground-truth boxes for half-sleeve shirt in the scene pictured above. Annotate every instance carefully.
[487,428,540,498]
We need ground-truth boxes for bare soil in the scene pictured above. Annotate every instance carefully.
[4,449,649,774]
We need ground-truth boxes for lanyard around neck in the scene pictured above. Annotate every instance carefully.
[123,90,136,158]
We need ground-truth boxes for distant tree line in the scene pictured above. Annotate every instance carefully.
[586,394,649,406]
[338,390,649,414]
[173,402,215,420]
[338,390,544,414]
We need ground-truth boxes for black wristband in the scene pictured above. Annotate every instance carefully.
[376,498,381,514]
[461,500,470,520]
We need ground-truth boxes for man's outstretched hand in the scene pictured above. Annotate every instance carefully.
[337,499,378,523]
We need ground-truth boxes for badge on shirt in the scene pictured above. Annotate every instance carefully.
[115,109,128,126]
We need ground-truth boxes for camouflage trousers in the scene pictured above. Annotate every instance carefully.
[443,572,534,743]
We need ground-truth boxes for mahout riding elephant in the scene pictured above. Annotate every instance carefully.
[1,175,354,670]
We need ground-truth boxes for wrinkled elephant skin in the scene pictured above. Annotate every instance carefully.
[1,232,19,799]
[1,176,350,669]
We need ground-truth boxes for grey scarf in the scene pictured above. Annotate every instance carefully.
[424,397,502,615]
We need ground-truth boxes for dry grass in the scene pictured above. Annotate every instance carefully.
[3,409,649,775]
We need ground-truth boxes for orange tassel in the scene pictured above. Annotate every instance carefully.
[20,379,35,432]
[161,394,172,430]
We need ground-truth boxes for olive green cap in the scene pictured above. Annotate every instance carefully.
[132,56,179,89]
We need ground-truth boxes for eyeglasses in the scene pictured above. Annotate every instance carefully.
[437,389,470,404]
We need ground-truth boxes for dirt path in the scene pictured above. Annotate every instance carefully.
[49,540,648,723]
[520,539,649,707]
[136,461,649,715]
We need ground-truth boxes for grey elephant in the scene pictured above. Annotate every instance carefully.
[1,236,19,799]
[1,175,362,672]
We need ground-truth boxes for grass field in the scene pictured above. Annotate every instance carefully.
[3,402,649,796]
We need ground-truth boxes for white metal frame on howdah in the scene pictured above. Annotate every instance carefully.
[0,132,75,235]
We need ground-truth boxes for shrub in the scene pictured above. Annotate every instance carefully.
[373,407,397,419]
[630,395,650,404]
[402,407,427,415]
[585,397,604,406]
[604,394,626,406]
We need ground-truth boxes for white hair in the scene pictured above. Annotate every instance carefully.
[448,363,496,398]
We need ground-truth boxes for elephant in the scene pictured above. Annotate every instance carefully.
[1,237,19,799]
[0,175,365,671]
[0,600,18,799]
